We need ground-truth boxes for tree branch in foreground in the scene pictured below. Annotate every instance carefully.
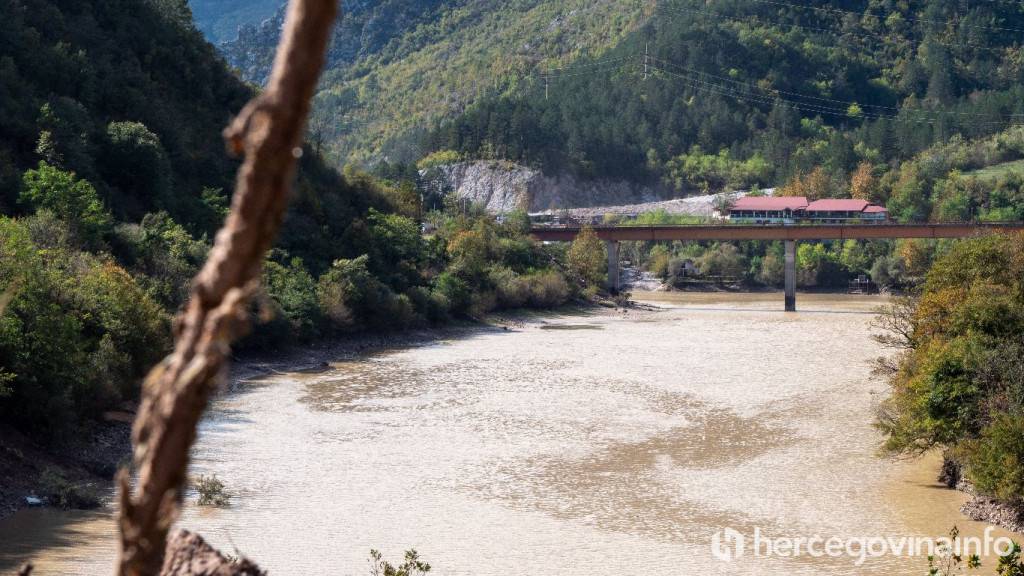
[116,1,339,574]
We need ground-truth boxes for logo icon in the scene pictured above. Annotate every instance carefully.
[711,528,746,561]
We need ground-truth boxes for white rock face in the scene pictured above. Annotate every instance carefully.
[422,161,673,213]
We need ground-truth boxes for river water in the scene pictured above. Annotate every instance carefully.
[0,293,1017,575]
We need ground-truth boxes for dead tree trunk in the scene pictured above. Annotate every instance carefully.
[116,1,339,574]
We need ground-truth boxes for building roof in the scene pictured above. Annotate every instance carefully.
[863,205,888,213]
[805,199,871,212]
[730,196,809,211]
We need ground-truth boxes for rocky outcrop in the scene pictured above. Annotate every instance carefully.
[939,453,1024,533]
[422,161,676,213]
[962,498,1024,533]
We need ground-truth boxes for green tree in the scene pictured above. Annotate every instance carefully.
[567,226,606,290]
[101,122,173,217]
[20,162,111,242]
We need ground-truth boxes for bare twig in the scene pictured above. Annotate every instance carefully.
[116,1,339,575]
[870,295,918,350]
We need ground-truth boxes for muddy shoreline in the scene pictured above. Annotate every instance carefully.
[0,303,646,522]
[1,325,486,521]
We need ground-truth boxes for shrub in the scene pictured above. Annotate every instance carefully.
[405,286,449,324]
[416,149,461,170]
[369,549,431,576]
[878,233,1024,506]
[100,122,173,217]
[0,216,169,439]
[40,468,101,510]
[758,252,784,286]
[525,271,570,308]
[194,474,231,507]
[19,161,111,244]
[966,415,1024,503]
[698,243,747,281]
[566,226,606,290]
[432,272,471,316]
[263,255,323,341]
[110,212,209,308]
[647,245,672,279]
[870,255,907,288]
[491,267,530,309]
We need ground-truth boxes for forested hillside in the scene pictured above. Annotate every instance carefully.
[430,0,1024,194]
[221,0,649,164]
[216,0,1024,207]
[0,0,587,446]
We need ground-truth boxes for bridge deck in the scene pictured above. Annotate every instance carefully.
[530,223,1024,242]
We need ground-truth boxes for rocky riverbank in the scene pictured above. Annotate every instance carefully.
[962,498,1024,533]
[938,454,1024,534]
[0,419,128,520]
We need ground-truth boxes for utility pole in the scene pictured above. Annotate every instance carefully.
[644,42,649,80]
[545,76,549,100]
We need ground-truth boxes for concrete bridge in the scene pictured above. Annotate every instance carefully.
[530,223,1024,311]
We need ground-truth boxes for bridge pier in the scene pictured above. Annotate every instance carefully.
[784,240,797,312]
[605,240,620,293]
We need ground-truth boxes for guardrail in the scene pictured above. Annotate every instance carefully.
[529,222,1024,242]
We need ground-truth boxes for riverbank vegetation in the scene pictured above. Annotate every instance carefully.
[194,475,231,507]
[609,125,1024,292]
[877,232,1024,514]
[0,1,602,456]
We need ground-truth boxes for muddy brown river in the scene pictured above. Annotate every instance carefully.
[0,293,1017,575]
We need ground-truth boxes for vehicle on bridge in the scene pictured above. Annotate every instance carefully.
[727,196,888,224]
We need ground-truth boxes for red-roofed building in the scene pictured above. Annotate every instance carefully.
[805,199,888,223]
[728,196,809,223]
[726,195,889,223]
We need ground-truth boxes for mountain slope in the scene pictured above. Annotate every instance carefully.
[0,0,397,438]
[428,0,1024,192]
[222,0,649,164]
[187,0,282,43]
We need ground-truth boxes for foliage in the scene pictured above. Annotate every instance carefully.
[416,150,462,171]
[663,146,770,193]
[20,162,111,243]
[0,0,583,450]
[850,162,880,202]
[996,543,1024,576]
[778,167,843,201]
[926,526,981,576]
[566,226,606,291]
[965,414,1024,503]
[422,0,1024,192]
[222,0,648,164]
[878,233,1024,507]
[39,468,101,510]
[369,549,431,576]
[0,216,170,441]
[101,122,173,220]
[194,474,231,507]
[263,255,323,342]
[697,243,747,281]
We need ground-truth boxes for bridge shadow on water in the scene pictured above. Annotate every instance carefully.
[667,305,879,316]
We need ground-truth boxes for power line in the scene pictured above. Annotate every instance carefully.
[654,3,1015,54]
[539,60,639,79]
[650,62,1024,126]
[539,54,636,75]
[531,50,1024,124]
[648,62,947,123]
[649,55,1024,119]
[737,0,1024,35]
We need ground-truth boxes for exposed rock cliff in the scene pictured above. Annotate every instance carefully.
[422,161,676,213]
